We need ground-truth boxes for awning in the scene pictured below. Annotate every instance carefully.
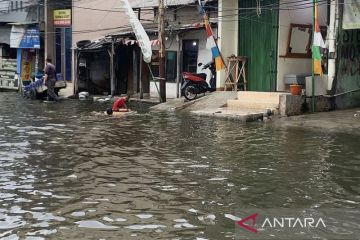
[0,26,11,45]
[107,20,218,38]
[77,20,218,51]
[76,37,113,52]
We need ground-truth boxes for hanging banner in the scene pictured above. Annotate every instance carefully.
[10,25,40,49]
[54,9,72,27]
[198,0,225,71]
[120,0,152,63]
[343,0,360,29]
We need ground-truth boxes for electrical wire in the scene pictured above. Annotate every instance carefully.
[0,0,349,14]
[0,0,351,37]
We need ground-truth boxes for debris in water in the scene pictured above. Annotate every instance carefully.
[75,220,118,229]
[135,214,153,219]
[224,214,241,221]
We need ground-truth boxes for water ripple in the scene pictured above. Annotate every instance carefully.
[0,92,358,239]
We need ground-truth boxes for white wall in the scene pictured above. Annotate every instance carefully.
[72,0,127,46]
[150,82,178,99]
[182,30,213,81]
[150,29,213,99]
[277,0,328,91]
[217,0,238,90]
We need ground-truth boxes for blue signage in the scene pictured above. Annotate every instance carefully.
[17,26,40,49]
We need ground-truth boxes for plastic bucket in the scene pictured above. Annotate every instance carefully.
[290,84,302,96]
[79,92,90,100]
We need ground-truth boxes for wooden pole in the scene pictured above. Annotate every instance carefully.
[176,34,181,98]
[158,0,166,102]
[138,8,143,99]
[110,37,115,96]
[132,49,138,94]
[74,49,78,94]
[139,51,143,99]
[312,0,316,112]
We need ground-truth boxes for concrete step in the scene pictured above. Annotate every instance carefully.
[237,91,284,104]
[227,99,279,110]
[191,107,267,122]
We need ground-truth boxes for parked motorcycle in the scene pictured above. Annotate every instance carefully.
[181,61,216,101]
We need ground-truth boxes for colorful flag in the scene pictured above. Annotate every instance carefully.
[198,0,225,71]
[312,0,325,75]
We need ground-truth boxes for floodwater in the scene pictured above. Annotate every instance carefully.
[0,92,359,240]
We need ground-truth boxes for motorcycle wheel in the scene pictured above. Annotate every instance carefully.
[29,89,37,100]
[184,85,197,101]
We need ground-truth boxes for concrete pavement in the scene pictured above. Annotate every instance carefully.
[58,81,74,98]
[273,108,360,135]
[150,91,271,122]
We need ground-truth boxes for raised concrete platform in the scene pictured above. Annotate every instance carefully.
[185,91,237,112]
[237,91,285,99]
[58,81,74,98]
[150,98,190,112]
[150,91,237,112]
[227,91,286,111]
[191,108,267,122]
[227,99,279,110]
[150,91,276,122]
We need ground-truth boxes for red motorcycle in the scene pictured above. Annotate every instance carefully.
[181,61,216,101]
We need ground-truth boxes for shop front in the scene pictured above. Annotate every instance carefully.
[0,25,18,90]
[53,9,72,82]
[10,24,43,87]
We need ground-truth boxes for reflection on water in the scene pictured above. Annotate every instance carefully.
[0,92,359,239]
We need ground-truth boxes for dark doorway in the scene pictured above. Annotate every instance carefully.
[55,27,72,81]
[182,40,199,73]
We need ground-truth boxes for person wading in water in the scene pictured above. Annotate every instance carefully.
[106,95,131,115]
[44,58,59,102]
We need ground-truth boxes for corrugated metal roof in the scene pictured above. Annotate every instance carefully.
[78,19,218,51]
[0,12,28,23]
[77,38,112,51]
[77,37,126,51]
[107,20,217,37]
[131,0,196,8]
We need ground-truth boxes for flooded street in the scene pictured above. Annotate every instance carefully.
[0,92,359,240]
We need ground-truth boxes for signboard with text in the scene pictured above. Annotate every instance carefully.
[343,0,360,29]
[10,25,40,49]
[54,9,72,27]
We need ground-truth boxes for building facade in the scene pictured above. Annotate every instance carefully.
[0,0,43,90]
[44,0,72,82]
[234,0,359,109]
[72,0,226,99]
[65,0,359,108]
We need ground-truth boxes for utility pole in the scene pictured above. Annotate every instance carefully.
[158,0,166,102]
[327,0,338,94]
[35,2,40,74]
